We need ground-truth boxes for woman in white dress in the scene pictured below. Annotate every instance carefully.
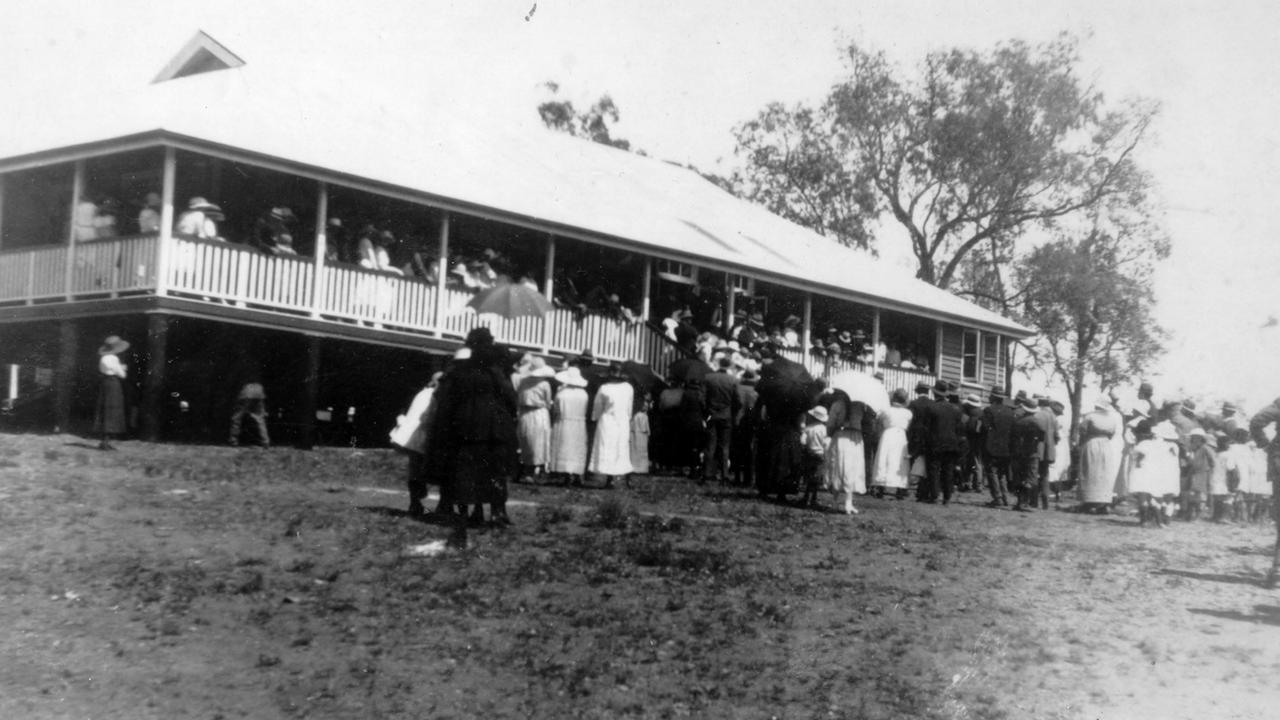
[825,390,870,514]
[871,389,913,499]
[589,363,634,487]
[1128,420,1181,527]
[549,366,590,486]
[515,358,556,483]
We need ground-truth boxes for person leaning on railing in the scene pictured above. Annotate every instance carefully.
[175,196,226,242]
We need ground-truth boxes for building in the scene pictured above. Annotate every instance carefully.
[0,32,1032,445]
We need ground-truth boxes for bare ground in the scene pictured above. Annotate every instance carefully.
[0,432,1277,719]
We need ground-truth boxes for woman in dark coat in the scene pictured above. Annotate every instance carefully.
[93,335,130,450]
[676,377,708,479]
[430,328,518,526]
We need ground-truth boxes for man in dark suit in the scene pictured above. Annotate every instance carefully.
[1009,395,1044,511]
[907,381,934,501]
[981,387,1015,507]
[701,356,740,484]
[923,380,965,504]
[731,369,759,487]
[1029,396,1059,510]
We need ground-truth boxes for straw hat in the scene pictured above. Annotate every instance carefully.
[807,406,828,423]
[98,335,130,355]
[555,366,588,388]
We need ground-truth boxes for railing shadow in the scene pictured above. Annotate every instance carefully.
[1153,567,1270,587]
[1188,605,1280,627]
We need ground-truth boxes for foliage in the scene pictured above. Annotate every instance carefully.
[730,102,878,251]
[731,34,1159,295]
[537,81,636,152]
[1016,201,1170,432]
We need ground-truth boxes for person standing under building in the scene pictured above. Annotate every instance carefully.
[93,335,130,450]
[922,380,965,505]
[1010,394,1045,511]
[588,362,634,488]
[229,377,270,448]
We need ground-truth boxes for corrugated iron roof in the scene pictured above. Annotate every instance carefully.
[0,46,1032,337]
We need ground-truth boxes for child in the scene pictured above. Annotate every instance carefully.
[1222,428,1253,523]
[1208,431,1233,522]
[1248,438,1273,524]
[800,406,830,509]
[1186,428,1214,521]
[630,394,652,480]
[1128,421,1179,527]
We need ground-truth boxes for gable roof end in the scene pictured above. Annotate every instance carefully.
[152,30,245,83]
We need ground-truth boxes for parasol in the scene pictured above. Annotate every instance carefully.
[621,360,666,395]
[755,356,818,416]
[667,356,711,383]
[827,369,890,414]
[465,282,553,319]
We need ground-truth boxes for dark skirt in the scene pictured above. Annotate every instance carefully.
[446,442,514,506]
[756,417,803,496]
[93,376,127,435]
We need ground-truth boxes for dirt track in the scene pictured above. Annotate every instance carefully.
[0,432,1277,719]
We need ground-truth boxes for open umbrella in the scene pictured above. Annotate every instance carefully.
[465,281,553,319]
[667,356,711,383]
[827,369,890,414]
[621,360,666,395]
[755,356,818,416]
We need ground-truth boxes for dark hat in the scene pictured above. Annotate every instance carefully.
[1050,400,1065,414]
[891,388,909,405]
[1134,420,1153,438]
[1181,399,1197,411]
[947,380,961,393]
[990,386,1006,400]
[915,381,932,394]
[679,308,694,320]
[464,327,494,348]
[717,356,732,369]
[1014,389,1028,401]
[749,311,765,326]
[607,361,625,378]
[741,370,758,385]
[1019,397,1039,411]
[933,380,949,394]
[98,335,130,355]
[572,349,596,367]
[1222,401,1239,413]
[1138,382,1154,393]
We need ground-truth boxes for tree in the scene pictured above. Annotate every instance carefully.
[1015,204,1170,441]
[537,82,635,152]
[730,102,878,251]
[732,34,1158,297]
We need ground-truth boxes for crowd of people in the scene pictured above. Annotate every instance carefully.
[388,332,1279,529]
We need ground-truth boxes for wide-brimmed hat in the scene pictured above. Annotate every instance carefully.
[748,311,765,326]
[1094,398,1113,411]
[782,314,801,327]
[891,388,909,405]
[1222,401,1239,413]
[187,196,224,218]
[572,349,596,367]
[807,406,828,423]
[270,207,296,223]
[838,331,853,343]
[555,366,588,388]
[678,308,695,320]
[963,394,981,407]
[98,335,130,355]
[1188,427,1208,440]
[933,379,949,394]
[464,327,494,348]
[915,381,932,394]
[1019,397,1039,411]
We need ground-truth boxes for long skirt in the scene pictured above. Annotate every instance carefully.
[448,442,514,506]
[825,429,866,495]
[630,413,651,474]
[517,407,552,466]
[871,426,910,490]
[549,419,588,475]
[756,418,803,496]
[1078,436,1115,504]
[93,376,127,435]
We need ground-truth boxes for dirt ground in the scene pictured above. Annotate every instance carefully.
[0,431,1277,719]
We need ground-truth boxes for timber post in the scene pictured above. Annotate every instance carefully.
[296,335,321,450]
[53,320,78,433]
[139,313,170,441]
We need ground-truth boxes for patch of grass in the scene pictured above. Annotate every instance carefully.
[588,496,635,529]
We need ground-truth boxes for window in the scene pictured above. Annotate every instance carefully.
[729,274,754,295]
[983,334,1003,385]
[962,329,980,382]
[655,259,697,284]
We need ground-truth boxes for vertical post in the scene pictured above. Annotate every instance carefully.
[311,182,328,318]
[139,313,170,442]
[297,335,321,450]
[935,323,944,380]
[802,293,813,359]
[7,364,18,402]
[66,159,85,300]
[155,146,176,296]
[641,257,652,322]
[53,320,78,433]
[432,210,450,337]
[542,233,556,352]
[0,172,6,251]
[871,308,881,372]
[724,274,736,334]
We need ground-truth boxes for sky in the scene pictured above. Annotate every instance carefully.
[3,0,1279,410]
